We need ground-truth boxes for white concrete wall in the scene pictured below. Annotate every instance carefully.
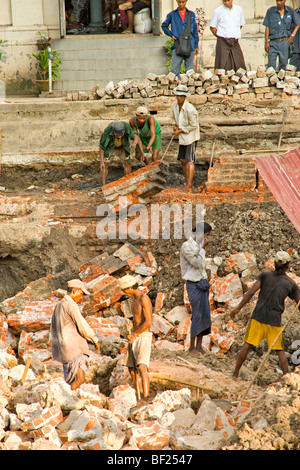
[0,0,60,94]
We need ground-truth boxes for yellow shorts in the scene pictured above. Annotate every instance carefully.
[244,319,284,350]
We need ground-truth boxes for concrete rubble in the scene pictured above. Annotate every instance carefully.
[1,238,300,450]
[65,65,300,103]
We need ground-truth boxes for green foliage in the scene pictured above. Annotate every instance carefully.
[32,47,62,81]
[164,39,185,74]
[0,40,7,62]
[32,33,62,81]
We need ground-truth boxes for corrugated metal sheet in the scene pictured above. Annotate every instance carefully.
[254,148,300,233]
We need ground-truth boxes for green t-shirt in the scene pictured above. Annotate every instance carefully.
[99,122,137,159]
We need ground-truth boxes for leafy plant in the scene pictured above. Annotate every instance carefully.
[164,38,185,74]
[36,31,51,50]
[32,46,62,81]
[195,8,207,35]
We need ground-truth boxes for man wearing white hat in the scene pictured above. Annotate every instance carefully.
[129,107,162,164]
[172,85,200,193]
[120,274,153,401]
[51,279,100,391]
[231,251,300,378]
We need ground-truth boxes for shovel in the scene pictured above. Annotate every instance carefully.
[20,355,32,385]
[160,134,175,162]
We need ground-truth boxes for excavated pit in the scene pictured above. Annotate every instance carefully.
[0,97,300,450]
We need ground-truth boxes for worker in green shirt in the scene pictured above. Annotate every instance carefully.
[99,121,144,186]
[129,106,162,164]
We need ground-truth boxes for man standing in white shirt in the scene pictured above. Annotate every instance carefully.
[210,0,246,71]
[180,222,212,356]
[172,85,200,193]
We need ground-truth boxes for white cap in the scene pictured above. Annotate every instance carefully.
[274,251,291,264]
[119,274,138,290]
[173,85,190,96]
[67,279,91,295]
[136,106,148,116]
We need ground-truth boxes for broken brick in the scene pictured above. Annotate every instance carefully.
[0,312,8,349]
[153,292,167,314]
[20,404,63,432]
[87,317,120,338]
[211,273,243,305]
[150,314,174,338]
[6,299,57,333]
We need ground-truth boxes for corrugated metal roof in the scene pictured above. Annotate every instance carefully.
[254,148,300,233]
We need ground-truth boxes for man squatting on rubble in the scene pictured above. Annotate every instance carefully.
[180,222,212,356]
[51,279,100,391]
[231,251,300,378]
[129,106,162,164]
[99,121,145,186]
[121,274,153,401]
[172,85,200,194]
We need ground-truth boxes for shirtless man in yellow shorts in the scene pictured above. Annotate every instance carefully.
[120,274,153,401]
[231,251,300,378]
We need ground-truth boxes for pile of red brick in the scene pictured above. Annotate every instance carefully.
[0,244,299,450]
[101,160,169,212]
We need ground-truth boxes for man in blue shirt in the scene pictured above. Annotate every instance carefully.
[161,0,199,77]
[263,0,300,70]
[290,0,300,70]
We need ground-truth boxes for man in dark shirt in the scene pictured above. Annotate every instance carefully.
[290,0,300,70]
[263,0,300,70]
[230,251,300,378]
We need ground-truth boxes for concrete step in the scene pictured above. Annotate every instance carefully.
[205,180,256,191]
[205,154,257,191]
[52,34,168,92]
[207,173,256,182]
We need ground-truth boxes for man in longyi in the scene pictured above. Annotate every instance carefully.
[51,279,100,391]
[210,0,246,72]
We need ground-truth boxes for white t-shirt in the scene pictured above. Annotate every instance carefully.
[210,4,245,39]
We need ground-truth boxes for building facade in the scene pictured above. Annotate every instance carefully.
[0,0,293,95]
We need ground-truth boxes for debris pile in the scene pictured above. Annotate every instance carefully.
[224,371,300,450]
[101,160,169,212]
[65,65,300,102]
[0,240,300,450]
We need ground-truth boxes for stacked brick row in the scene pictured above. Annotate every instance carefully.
[82,64,300,102]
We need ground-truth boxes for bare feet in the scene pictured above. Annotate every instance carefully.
[182,184,194,194]
[70,367,85,391]
[189,347,205,356]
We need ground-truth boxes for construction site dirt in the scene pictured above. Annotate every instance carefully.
[0,97,300,451]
